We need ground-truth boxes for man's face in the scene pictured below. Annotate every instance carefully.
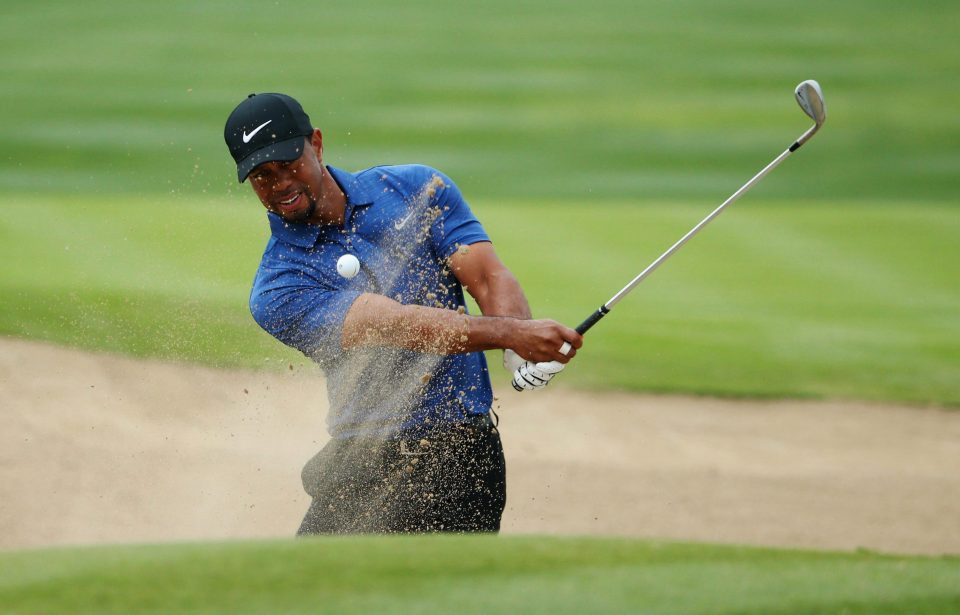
[248,134,324,223]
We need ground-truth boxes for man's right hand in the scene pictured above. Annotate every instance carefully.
[503,319,581,392]
[507,319,582,364]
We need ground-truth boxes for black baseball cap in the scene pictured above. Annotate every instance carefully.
[224,93,314,182]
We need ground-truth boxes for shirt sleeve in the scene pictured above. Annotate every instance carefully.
[425,170,491,258]
[249,265,362,362]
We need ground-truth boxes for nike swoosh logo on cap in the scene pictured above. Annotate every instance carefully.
[242,120,272,143]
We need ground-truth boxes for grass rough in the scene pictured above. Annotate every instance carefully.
[2,536,959,615]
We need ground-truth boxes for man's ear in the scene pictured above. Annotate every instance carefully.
[310,128,323,158]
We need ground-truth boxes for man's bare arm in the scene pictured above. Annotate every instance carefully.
[341,292,577,362]
[447,242,531,319]
[448,241,582,361]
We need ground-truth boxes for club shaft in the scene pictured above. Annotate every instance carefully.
[576,129,814,336]
[608,146,793,309]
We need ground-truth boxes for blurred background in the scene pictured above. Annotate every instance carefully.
[2,0,958,405]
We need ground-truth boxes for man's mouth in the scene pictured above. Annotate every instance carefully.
[277,192,302,210]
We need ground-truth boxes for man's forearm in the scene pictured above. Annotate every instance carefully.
[342,293,511,355]
[341,292,577,362]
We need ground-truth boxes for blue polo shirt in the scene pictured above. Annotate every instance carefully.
[249,164,494,438]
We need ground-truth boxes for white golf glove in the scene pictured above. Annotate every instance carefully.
[511,360,565,392]
[502,349,525,373]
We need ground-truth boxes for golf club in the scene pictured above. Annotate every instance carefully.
[513,79,826,391]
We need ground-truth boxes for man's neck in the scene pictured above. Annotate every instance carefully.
[308,167,347,226]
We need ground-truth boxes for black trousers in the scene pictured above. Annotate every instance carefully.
[297,413,506,535]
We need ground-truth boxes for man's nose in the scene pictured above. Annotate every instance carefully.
[271,168,294,190]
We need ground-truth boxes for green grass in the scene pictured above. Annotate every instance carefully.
[489,200,960,404]
[2,536,958,614]
[2,195,958,405]
[1,0,958,203]
[2,0,959,405]
[0,194,301,367]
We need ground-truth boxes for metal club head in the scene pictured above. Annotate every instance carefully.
[795,79,826,127]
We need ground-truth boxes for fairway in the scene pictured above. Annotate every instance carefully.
[3,0,959,405]
[2,536,959,615]
[3,0,959,403]
[2,196,958,405]
[2,1,958,203]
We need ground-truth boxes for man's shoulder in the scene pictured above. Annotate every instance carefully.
[353,164,449,195]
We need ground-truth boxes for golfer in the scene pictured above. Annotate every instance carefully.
[224,93,582,534]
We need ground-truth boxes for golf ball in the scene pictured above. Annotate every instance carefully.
[336,253,360,279]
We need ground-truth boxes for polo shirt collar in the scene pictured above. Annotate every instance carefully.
[266,165,375,248]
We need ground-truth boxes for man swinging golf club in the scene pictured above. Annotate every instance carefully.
[224,92,581,534]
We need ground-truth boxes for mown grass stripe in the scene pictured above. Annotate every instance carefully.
[1,537,958,615]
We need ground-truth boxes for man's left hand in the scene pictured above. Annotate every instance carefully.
[511,360,565,391]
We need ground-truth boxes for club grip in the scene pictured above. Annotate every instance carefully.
[575,306,609,335]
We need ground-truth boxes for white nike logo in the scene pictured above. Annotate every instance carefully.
[242,120,272,143]
[394,210,416,230]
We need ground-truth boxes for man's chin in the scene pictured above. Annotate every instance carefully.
[279,209,309,223]
[277,200,317,223]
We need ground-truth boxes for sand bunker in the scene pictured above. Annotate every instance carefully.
[2,337,958,554]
